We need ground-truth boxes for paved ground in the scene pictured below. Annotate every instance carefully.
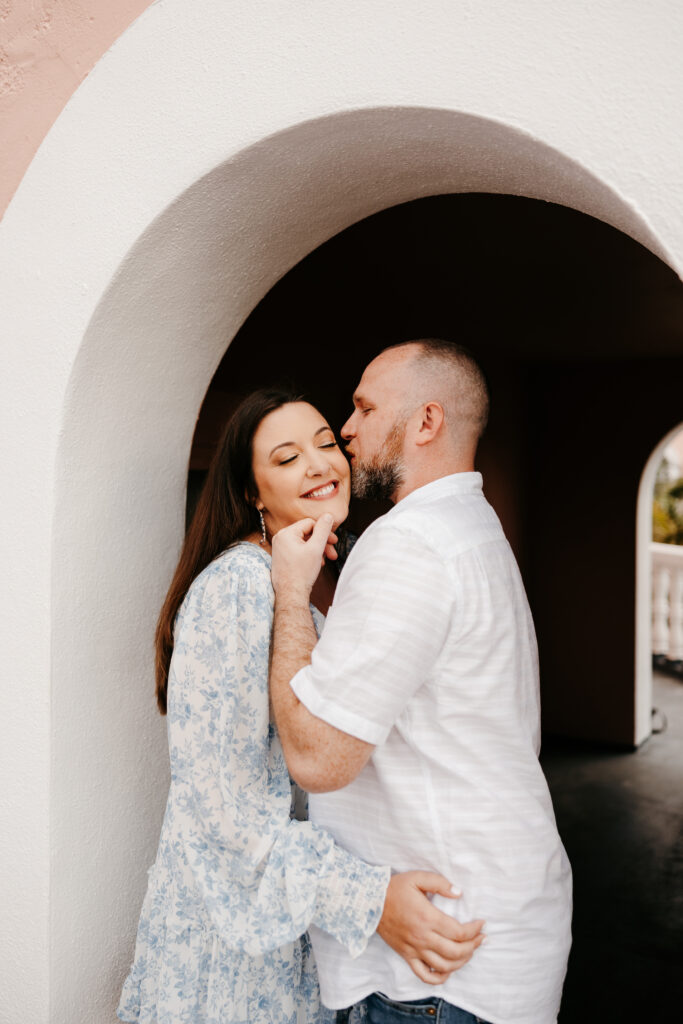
[540,672,683,1021]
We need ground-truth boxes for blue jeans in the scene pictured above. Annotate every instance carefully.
[346,992,491,1024]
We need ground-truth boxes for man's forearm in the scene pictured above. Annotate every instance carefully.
[270,589,319,768]
[270,588,373,792]
[269,516,374,791]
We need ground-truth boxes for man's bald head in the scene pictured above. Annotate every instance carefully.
[379,339,489,450]
[342,339,489,501]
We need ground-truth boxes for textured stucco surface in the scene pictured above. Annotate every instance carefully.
[0,0,153,216]
[1,1,682,1021]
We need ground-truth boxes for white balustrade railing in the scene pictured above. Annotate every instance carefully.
[651,541,683,660]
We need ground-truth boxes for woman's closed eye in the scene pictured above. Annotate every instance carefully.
[277,438,338,464]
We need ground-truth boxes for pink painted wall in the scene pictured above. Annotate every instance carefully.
[0,0,153,218]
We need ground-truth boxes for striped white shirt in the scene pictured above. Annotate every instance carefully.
[291,472,572,1024]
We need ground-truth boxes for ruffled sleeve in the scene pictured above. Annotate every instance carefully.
[167,546,389,958]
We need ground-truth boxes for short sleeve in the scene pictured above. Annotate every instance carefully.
[291,523,451,745]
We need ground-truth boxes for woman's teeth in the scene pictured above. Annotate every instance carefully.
[303,482,337,499]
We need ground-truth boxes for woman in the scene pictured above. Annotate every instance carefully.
[118,388,401,1024]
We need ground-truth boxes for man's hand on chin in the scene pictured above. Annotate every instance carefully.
[271,513,338,599]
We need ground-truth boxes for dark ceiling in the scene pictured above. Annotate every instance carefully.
[191,192,683,466]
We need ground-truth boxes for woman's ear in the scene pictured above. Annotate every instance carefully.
[245,487,264,512]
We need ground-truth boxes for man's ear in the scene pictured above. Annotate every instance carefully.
[415,401,445,446]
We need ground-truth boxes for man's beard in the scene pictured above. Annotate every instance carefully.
[351,418,407,502]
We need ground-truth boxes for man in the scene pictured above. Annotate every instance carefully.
[270,340,572,1024]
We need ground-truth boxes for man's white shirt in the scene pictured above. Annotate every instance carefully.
[291,472,572,1024]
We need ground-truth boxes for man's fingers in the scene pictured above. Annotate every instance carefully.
[306,513,334,558]
[295,518,318,538]
[312,513,334,539]
[275,518,337,546]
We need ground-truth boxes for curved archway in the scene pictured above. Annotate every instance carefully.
[2,5,683,1018]
[46,113,681,1016]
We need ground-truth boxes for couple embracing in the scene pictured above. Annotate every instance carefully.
[118,339,572,1024]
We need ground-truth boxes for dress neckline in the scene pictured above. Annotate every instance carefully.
[233,539,272,562]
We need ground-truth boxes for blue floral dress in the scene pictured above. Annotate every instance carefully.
[118,542,389,1024]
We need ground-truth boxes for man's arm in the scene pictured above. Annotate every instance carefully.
[270,515,486,981]
[270,514,374,792]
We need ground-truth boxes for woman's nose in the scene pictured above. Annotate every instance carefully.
[305,449,331,475]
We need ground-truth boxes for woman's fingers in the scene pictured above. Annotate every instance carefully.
[433,915,486,944]
[406,958,451,985]
[410,871,461,898]
[420,933,485,973]
[376,871,486,984]
[405,932,485,985]
[427,929,485,964]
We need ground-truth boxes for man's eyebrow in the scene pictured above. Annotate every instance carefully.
[268,426,332,458]
[352,393,364,406]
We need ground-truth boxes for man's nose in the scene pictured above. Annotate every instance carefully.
[340,413,355,439]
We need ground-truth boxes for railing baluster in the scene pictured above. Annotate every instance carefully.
[652,562,671,656]
[651,542,683,663]
[669,568,683,661]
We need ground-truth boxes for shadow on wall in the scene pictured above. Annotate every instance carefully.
[190,193,683,746]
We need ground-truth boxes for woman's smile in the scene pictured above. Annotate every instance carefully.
[300,480,340,500]
[251,401,351,534]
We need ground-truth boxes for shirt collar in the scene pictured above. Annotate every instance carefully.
[387,471,483,515]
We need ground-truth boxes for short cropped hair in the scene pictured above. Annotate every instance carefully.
[384,338,489,442]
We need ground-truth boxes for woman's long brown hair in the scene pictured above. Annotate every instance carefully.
[155,386,302,714]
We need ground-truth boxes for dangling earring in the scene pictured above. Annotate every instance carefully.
[258,508,268,547]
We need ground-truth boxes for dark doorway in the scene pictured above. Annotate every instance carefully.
[191,192,683,745]
[188,191,683,1020]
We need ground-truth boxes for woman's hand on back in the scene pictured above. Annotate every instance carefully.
[377,871,486,985]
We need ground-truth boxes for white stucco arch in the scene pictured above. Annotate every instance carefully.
[2,2,683,1020]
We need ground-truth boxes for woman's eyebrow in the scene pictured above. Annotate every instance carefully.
[269,426,332,458]
[268,440,296,457]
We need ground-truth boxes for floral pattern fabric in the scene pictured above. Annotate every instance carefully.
[118,542,389,1024]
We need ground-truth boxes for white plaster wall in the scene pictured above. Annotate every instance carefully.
[1,1,683,1020]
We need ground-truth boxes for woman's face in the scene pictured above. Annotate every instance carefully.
[251,402,351,536]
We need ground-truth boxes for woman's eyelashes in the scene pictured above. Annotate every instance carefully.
[277,440,338,465]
